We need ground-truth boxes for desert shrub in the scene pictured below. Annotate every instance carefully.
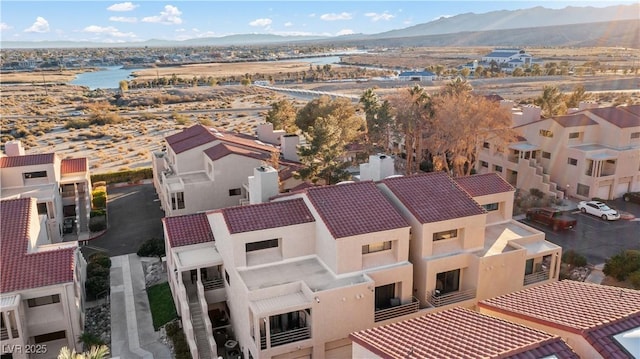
[562,250,587,267]
[603,250,640,281]
[65,119,91,129]
[137,238,165,257]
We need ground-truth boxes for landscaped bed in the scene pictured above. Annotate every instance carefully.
[147,282,177,330]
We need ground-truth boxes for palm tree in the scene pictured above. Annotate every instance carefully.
[442,77,473,96]
[58,345,109,359]
[534,85,566,118]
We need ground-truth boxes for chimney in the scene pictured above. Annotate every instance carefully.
[280,134,300,162]
[521,105,542,123]
[5,140,25,157]
[256,123,285,145]
[360,154,395,181]
[248,165,279,204]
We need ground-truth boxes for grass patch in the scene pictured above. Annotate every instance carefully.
[147,282,177,330]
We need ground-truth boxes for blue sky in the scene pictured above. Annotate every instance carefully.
[0,1,636,43]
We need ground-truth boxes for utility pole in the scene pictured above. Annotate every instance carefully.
[42,72,48,96]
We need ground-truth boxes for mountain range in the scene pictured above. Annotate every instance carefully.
[2,4,639,49]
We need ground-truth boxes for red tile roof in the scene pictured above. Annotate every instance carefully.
[165,125,219,154]
[216,130,278,153]
[479,281,640,333]
[586,313,640,359]
[454,173,515,197]
[61,158,87,174]
[163,212,214,248]
[620,104,640,117]
[204,143,270,162]
[221,198,315,234]
[305,181,409,238]
[349,307,578,359]
[551,113,597,127]
[589,106,640,128]
[1,198,76,293]
[382,172,485,224]
[0,153,55,168]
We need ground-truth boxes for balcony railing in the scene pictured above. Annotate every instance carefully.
[523,270,550,286]
[260,327,311,350]
[374,297,420,322]
[428,288,476,307]
[0,327,19,340]
[203,278,224,291]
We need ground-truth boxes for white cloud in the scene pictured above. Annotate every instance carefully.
[365,12,395,22]
[0,22,13,31]
[107,2,138,12]
[175,28,186,32]
[109,16,137,23]
[142,5,183,25]
[284,22,293,27]
[320,12,352,21]
[249,18,272,27]
[82,25,136,38]
[336,29,354,36]
[24,17,50,33]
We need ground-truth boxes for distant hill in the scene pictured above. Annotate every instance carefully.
[373,4,639,38]
[1,4,638,49]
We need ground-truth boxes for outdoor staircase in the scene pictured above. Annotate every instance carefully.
[189,300,213,359]
[527,159,565,199]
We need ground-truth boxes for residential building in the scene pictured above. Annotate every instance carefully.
[479,280,640,359]
[349,307,579,359]
[162,164,561,358]
[478,104,640,200]
[480,48,542,72]
[151,125,304,216]
[0,198,87,359]
[0,141,93,242]
[378,172,561,309]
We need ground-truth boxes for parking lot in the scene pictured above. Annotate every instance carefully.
[520,198,640,265]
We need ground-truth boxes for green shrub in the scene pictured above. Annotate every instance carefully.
[562,250,587,267]
[628,270,640,289]
[89,253,111,268]
[604,250,640,281]
[90,168,153,185]
[529,188,545,199]
[78,332,105,350]
[92,195,106,209]
[89,221,106,232]
[90,209,106,217]
[85,276,109,300]
[87,262,110,279]
[137,238,165,257]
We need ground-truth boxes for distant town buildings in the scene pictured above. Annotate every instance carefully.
[0,197,87,358]
[481,48,543,73]
[478,103,640,200]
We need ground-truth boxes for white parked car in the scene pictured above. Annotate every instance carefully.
[577,201,620,221]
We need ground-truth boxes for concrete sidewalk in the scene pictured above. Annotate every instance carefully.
[110,254,172,359]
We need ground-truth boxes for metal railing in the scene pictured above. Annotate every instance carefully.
[374,297,420,322]
[0,328,19,340]
[203,278,224,291]
[523,270,550,286]
[260,326,311,349]
[428,288,476,307]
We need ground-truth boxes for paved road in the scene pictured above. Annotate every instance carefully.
[520,198,640,264]
[87,183,165,256]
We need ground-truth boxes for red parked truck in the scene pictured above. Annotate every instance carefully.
[525,208,577,231]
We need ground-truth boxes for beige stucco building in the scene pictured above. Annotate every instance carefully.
[0,198,87,359]
[152,125,304,216]
[162,164,561,358]
[0,141,93,242]
[478,104,640,200]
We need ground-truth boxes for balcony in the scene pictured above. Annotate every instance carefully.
[523,270,550,286]
[203,278,224,291]
[0,327,19,340]
[260,327,311,350]
[427,288,476,307]
[374,297,420,322]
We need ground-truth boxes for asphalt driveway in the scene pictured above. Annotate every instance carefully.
[86,182,165,256]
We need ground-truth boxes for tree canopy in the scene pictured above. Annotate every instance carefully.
[265,99,297,133]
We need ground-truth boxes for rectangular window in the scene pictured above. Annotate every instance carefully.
[375,283,396,309]
[577,183,590,197]
[23,171,47,179]
[229,188,242,196]
[246,239,278,252]
[568,132,580,139]
[27,294,60,308]
[480,160,488,168]
[171,192,185,210]
[525,258,534,275]
[362,241,392,254]
[34,330,66,344]
[539,129,553,138]
[567,158,577,166]
[494,165,503,173]
[631,132,640,139]
[542,151,551,159]
[482,203,499,211]
[37,202,48,215]
[433,229,458,241]
[436,269,460,295]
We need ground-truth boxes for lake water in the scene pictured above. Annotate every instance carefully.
[69,55,345,90]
